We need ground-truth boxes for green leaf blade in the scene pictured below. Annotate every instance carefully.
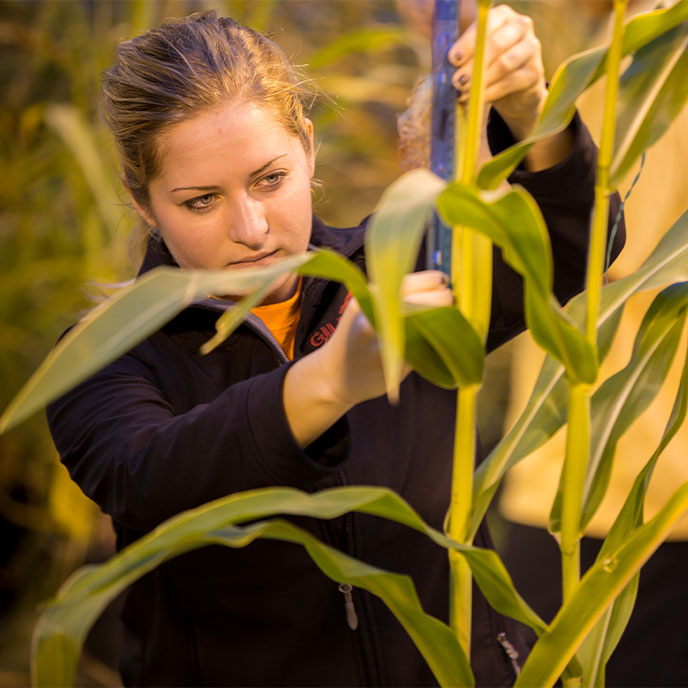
[404,304,484,387]
[611,22,688,186]
[31,484,547,688]
[365,168,446,400]
[549,283,688,535]
[0,256,313,433]
[478,2,688,189]
[517,480,688,688]
[470,207,688,533]
[437,183,596,383]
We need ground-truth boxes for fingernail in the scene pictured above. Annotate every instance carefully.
[457,73,469,86]
[449,49,463,65]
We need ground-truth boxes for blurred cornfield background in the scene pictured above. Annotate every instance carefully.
[1,1,684,685]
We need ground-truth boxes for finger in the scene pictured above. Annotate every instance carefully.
[403,289,454,307]
[455,40,541,104]
[401,270,448,296]
[451,7,536,92]
[484,12,531,72]
[449,4,513,67]
[483,33,540,91]
[483,64,542,105]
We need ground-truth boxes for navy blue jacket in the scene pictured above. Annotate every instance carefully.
[47,113,625,686]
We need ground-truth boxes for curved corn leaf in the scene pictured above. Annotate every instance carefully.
[477,2,688,189]
[580,342,688,686]
[548,283,688,536]
[469,206,688,537]
[611,21,688,186]
[577,577,639,688]
[33,519,472,687]
[516,478,688,687]
[202,248,373,355]
[404,303,484,387]
[0,224,484,432]
[32,486,547,687]
[200,280,276,355]
[603,340,688,558]
[0,255,311,433]
[437,183,597,383]
[581,284,688,530]
[365,168,447,401]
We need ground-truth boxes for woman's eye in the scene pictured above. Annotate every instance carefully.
[258,172,285,189]
[185,194,216,212]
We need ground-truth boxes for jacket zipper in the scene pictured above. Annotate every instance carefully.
[335,471,384,685]
[496,631,521,677]
[338,583,359,630]
[332,471,359,632]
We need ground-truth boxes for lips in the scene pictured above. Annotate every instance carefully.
[229,250,278,268]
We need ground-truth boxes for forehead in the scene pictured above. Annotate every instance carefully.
[153,101,302,179]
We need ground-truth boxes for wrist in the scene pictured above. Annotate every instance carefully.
[283,349,354,450]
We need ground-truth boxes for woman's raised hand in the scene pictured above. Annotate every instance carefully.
[449,4,547,142]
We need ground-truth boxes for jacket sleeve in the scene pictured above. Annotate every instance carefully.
[47,345,348,532]
[485,110,626,351]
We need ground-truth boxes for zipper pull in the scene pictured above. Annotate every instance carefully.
[497,631,521,677]
[338,583,359,630]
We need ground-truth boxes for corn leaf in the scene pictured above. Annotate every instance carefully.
[365,168,447,400]
[0,255,309,434]
[580,342,688,686]
[581,284,688,529]
[437,183,597,383]
[577,578,639,688]
[470,206,688,536]
[201,248,373,355]
[611,20,688,186]
[0,230,484,432]
[516,478,688,687]
[32,518,471,687]
[32,486,547,688]
[477,1,688,189]
[404,303,484,387]
[548,283,688,536]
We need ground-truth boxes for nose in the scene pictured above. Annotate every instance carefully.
[227,193,268,248]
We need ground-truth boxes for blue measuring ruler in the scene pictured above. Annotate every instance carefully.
[427,0,460,277]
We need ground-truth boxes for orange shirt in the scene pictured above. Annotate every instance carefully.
[250,280,302,360]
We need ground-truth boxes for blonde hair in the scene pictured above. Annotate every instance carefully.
[100,11,314,232]
[397,75,432,171]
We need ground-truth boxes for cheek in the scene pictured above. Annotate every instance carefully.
[155,210,219,268]
[270,182,313,250]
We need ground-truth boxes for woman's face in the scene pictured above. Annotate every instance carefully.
[136,100,315,303]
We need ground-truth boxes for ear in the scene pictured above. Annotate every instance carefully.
[122,177,157,228]
[304,118,315,177]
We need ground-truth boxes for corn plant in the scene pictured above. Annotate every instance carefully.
[2,1,688,686]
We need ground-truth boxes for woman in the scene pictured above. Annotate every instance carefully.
[47,6,624,686]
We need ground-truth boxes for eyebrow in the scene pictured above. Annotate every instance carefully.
[170,154,289,193]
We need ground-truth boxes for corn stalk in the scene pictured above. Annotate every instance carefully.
[447,0,493,658]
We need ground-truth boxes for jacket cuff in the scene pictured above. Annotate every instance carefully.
[487,109,596,200]
[245,364,350,486]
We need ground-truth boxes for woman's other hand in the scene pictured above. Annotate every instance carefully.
[283,271,453,448]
